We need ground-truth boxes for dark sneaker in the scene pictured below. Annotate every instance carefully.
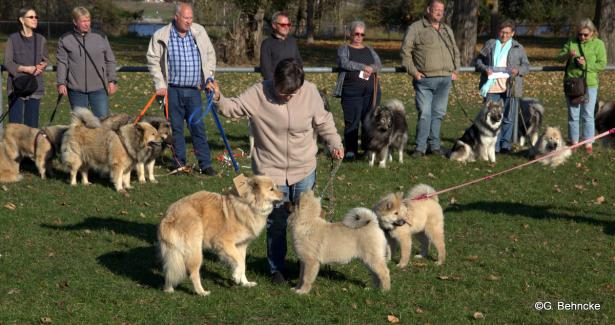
[344,151,356,162]
[271,271,287,285]
[199,166,217,176]
[498,148,512,154]
[412,150,425,158]
[428,148,446,156]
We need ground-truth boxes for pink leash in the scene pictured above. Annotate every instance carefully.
[412,128,615,201]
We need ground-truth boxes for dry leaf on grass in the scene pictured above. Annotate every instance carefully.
[40,316,52,323]
[486,274,500,281]
[412,260,427,268]
[387,315,400,323]
[4,202,16,210]
[467,255,479,262]
[1,185,8,191]
[595,196,605,204]
[473,311,485,319]
[8,288,20,295]
[415,307,424,314]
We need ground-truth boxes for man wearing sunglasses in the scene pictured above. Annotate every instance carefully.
[259,12,303,81]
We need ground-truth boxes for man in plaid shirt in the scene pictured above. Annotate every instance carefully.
[147,2,217,175]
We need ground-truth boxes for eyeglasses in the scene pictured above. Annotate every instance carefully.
[25,15,39,19]
[578,32,590,37]
[354,33,365,37]
[276,22,292,28]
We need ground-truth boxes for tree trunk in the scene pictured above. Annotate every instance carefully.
[452,0,479,66]
[306,0,315,43]
[489,0,499,38]
[599,0,615,64]
[252,8,266,61]
[295,0,307,36]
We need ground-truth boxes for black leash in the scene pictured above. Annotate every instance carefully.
[48,94,64,125]
[319,157,343,222]
[452,80,473,123]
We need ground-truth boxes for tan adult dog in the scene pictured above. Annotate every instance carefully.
[158,175,284,296]
[137,116,173,183]
[373,184,446,267]
[61,108,160,192]
[288,191,390,294]
[0,123,67,182]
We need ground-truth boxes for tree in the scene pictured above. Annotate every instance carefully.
[197,0,269,64]
[597,0,615,64]
[451,0,479,66]
[306,0,315,43]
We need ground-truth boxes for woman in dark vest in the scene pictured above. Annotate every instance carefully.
[3,7,48,127]
[334,20,382,160]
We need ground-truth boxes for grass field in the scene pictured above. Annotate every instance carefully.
[1,37,615,323]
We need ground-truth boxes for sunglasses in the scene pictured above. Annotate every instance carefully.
[578,32,590,37]
[276,22,292,28]
[354,33,365,37]
[25,15,39,19]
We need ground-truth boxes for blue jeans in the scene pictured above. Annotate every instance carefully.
[68,88,109,118]
[267,170,316,274]
[413,76,452,152]
[485,92,512,152]
[567,87,598,144]
[167,86,213,170]
[8,96,40,128]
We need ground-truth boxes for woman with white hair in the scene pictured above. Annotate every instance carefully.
[334,20,382,161]
[557,18,607,154]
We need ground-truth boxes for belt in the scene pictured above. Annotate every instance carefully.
[168,84,199,89]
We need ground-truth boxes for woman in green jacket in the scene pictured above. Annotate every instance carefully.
[558,19,607,154]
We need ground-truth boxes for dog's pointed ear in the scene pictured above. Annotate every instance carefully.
[134,123,145,135]
[239,177,257,204]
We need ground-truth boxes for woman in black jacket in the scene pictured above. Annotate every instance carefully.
[3,7,48,127]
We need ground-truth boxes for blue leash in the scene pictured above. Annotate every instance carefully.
[199,77,240,173]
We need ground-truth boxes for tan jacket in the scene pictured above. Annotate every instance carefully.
[215,80,343,185]
[146,22,216,90]
[401,17,460,78]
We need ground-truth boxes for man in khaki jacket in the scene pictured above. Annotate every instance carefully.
[146,3,217,175]
[401,0,460,157]
[209,58,344,285]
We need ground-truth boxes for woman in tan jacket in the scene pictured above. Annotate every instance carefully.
[209,58,344,285]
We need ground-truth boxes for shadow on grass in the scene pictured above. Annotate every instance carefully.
[41,217,157,243]
[449,201,615,235]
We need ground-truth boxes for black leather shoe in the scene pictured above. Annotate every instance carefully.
[412,150,425,158]
[199,167,217,176]
[428,148,446,156]
[271,271,287,285]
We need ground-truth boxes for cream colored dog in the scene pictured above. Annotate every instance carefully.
[158,175,284,296]
[373,184,446,267]
[288,191,390,294]
[528,126,571,167]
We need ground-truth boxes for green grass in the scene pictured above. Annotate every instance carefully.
[1,39,615,324]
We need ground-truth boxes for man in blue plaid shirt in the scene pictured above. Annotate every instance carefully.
[147,3,217,175]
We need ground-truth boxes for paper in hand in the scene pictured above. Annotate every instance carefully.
[358,71,370,80]
[488,72,510,80]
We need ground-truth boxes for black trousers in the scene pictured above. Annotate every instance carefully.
[340,83,381,153]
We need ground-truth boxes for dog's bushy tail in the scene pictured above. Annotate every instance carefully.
[407,184,438,202]
[158,220,188,289]
[342,207,378,228]
[71,107,101,128]
[382,99,405,114]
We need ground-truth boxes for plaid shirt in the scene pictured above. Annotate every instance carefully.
[168,24,202,87]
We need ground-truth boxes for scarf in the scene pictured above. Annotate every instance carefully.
[480,38,513,97]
